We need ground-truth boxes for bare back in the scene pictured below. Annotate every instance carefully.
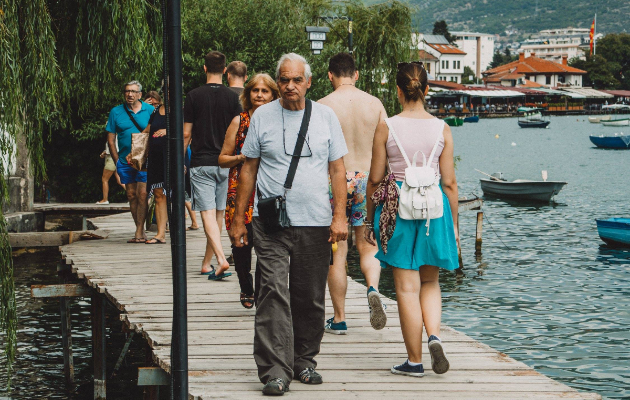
[319,87,386,172]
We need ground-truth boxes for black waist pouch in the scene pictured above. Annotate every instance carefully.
[256,99,312,235]
[257,195,290,234]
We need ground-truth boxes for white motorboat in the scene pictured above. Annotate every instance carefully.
[588,115,611,123]
[601,118,630,127]
[478,171,567,203]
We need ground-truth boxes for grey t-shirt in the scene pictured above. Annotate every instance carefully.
[241,99,348,227]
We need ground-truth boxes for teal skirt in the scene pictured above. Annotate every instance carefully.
[374,183,459,271]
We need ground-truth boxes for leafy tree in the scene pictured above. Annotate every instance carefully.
[488,48,517,69]
[461,66,477,84]
[594,33,630,89]
[432,20,455,44]
[0,0,162,386]
[569,54,620,89]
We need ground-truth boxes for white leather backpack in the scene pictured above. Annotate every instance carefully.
[385,118,443,235]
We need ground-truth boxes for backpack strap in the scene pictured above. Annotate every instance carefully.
[426,121,445,169]
[384,118,411,168]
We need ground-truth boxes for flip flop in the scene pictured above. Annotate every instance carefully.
[127,237,146,243]
[200,266,216,275]
[145,238,166,244]
[186,226,200,231]
[207,270,232,281]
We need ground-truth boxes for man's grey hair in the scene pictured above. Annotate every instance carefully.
[275,53,312,80]
[125,80,143,92]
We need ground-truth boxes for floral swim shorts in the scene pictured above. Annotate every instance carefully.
[329,171,369,227]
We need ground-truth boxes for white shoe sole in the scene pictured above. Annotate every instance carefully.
[324,327,347,335]
[390,367,424,377]
[368,291,387,330]
[429,340,450,374]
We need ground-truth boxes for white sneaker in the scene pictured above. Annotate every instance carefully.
[96,200,109,205]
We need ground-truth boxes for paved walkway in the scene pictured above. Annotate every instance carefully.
[60,212,600,399]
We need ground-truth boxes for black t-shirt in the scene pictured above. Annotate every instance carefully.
[184,83,242,167]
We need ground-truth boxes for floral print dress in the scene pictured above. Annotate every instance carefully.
[225,112,254,231]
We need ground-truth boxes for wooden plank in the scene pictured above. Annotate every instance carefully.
[10,230,109,248]
[31,284,92,298]
[457,197,483,212]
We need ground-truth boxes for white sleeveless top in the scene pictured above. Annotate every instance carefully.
[386,116,445,181]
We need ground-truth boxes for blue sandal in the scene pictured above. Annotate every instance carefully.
[207,268,232,281]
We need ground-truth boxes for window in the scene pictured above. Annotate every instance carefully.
[426,63,431,73]
[445,60,449,69]
[545,76,551,85]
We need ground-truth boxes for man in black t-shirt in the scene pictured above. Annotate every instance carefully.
[184,51,242,279]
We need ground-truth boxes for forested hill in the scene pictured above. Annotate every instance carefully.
[366,0,629,35]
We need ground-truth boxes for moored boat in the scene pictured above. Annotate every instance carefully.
[596,218,630,247]
[588,115,611,123]
[479,172,567,202]
[601,118,630,127]
[464,115,479,123]
[518,120,550,128]
[589,133,630,149]
[444,116,464,127]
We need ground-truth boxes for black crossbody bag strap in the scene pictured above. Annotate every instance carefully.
[283,99,312,191]
[123,103,143,132]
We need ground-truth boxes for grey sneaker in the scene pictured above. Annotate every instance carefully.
[367,286,387,330]
[428,335,450,374]
[262,378,289,395]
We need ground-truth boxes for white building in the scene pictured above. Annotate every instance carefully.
[452,32,495,76]
[520,27,603,62]
[416,34,466,83]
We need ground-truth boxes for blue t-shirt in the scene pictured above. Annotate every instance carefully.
[105,102,154,164]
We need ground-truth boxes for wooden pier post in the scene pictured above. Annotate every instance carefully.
[92,294,106,400]
[57,263,74,386]
[475,212,483,255]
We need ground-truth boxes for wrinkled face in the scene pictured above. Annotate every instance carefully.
[277,61,311,104]
[250,80,274,109]
[123,84,141,105]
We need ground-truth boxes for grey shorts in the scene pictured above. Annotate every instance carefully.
[189,166,229,211]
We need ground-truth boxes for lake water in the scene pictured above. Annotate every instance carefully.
[349,114,630,400]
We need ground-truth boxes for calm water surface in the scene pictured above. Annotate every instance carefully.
[350,114,630,399]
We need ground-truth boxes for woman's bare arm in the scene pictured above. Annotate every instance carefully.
[218,115,246,168]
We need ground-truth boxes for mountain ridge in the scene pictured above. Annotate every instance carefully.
[365,0,629,35]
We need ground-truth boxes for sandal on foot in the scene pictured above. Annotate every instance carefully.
[296,367,322,385]
[207,268,232,281]
[240,293,255,309]
[145,237,166,244]
[262,378,289,395]
[186,226,199,231]
[200,266,216,276]
[127,237,146,243]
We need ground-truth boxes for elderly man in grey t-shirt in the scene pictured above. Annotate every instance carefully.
[230,53,348,396]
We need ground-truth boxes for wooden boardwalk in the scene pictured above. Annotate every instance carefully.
[60,212,599,399]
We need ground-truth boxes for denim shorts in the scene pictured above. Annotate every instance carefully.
[116,159,147,184]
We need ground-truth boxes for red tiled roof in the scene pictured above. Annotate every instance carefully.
[417,50,439,61]
[518,79,545,88]
[484,55,586,76]
[428,80,467,90]
[426,43,466,55]
[501,73,525,80]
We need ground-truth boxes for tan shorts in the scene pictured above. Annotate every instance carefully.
[104,155,116,171]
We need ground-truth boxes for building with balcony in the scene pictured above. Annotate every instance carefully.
[416,34,466,83]
[520,27,603,62]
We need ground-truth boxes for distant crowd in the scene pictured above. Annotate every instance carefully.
[102,51,460,395]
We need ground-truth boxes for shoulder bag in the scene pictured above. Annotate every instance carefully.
[257,99,312,234]
[124,103,150,171]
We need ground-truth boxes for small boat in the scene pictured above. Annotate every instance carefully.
[478,171,567,202]
[589,133,630,149]
[518,120,550,128]
[444,116,464,127]
[464,115,479,123]
[601,118,630,127]
[596,218,630,247]
[588,115,611,123]
[518,107,550,128]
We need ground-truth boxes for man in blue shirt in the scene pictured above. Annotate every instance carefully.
[106,80,154,243]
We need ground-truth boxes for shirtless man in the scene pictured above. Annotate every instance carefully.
[318,53,388,334]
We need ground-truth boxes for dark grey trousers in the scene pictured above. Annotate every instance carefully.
[252,218,331,384]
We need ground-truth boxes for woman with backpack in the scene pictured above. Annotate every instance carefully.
[365,61,460,377]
